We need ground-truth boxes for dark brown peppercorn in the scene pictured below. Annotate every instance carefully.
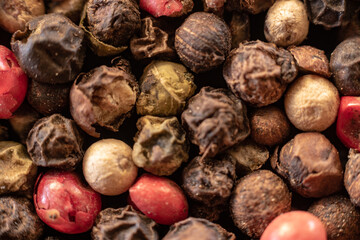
[250,105,291,146]
[202,0,226,16]
[182,87,250,158]
[275,132,343,198]
[26,114,84,169]
[175,12,231,73]
[225,0,275,14]
[45,0,86,24]
[229,12,250,49]
[308,195,360,240]
[27,80,71,116]
[163,217,236,240]
[230,169,291,238]
[11,13,86,84]
[330,36,360,96]
[92,205,158,240]
[182,155,236,207]
[0,196,44,240]
[344,149,360,207]
[288,45,331,78]
[70,61,139,137]
[223,40,298,107]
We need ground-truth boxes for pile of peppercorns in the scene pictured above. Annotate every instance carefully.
[0,0,360,239]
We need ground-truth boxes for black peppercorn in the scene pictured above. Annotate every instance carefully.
[45,0,86,24]
[344,149,360,207]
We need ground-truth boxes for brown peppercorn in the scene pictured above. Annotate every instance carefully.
[175,12,231,73]
[92,205,158,240]
[344,149,360,207]
[250,106,290,146]
[330,36,360,96]
[182,87,250,158]
[230,169,291,238]
[201,0,226,16]
[0,0,45,33]
[0,196,44,240]
[226,0,275,14]
[133,116,189,176]
[223,40,298,107]
[308,195,360,240]
[288,45,331,78]
[182,155,236,207]
[46,0,85,24]
[70,61,139,137]
[163,217,236,240]
[0,141,37,197]
[26,114,84,170]
[275,132,343,198]
[229,12,250,49]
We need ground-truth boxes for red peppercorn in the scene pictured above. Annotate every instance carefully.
[34,170,101,234]
[336,96,360,151]
[139,0,193,17]
[0,45,27,119]
[129,173,188,225]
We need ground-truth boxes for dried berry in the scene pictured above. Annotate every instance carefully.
[308,195,360,240]
[223,40,298,107]
[226,138,269,175]
[27,80,71,116]
[133,116,188,176]
[275,132,343,198]
[202,0,226,16]
[230,170,291,238]
[34,170,102,234]
[284,74,340,132]
[11,13,85,84]
[264,0,309,47]
[130,17,177,61]
[0,141,37,197]
[163,217,235,240]
[182,87,250,158]
[0,0,45,33]
[229,12,250,49]
[26,114,84,169]
[0,196,44,240]
[226,0,275,14]
[46,0,86,23]
[92,206,158,240]
[288,45,331,78]
[175,12,231,73]
[140,0,193,17]
[330,36,360,96]
[83,139,138,196]
[182,155,236,207]
[344,149,360,206]
[70,62,139,137]
[338,14,360,43]
[136,61,196,117]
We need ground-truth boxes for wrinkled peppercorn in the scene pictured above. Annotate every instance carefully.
[182,87,250,158]
[11,13,86,84]
[136,61,196,117]
[0,141,37,197]
[175,12,231,73]
[230,170,291,238]
[344,149,360,206]
[163,217,236,240]
[26,114,84,169]
[223,40,298,107]
[308,195,360,240]
[133,116,189,176]
[45,0,85,23]
[92,205,158,240]
[330,36,360,96]
[182,155,236,207]
[0,196,44,240]
[275,132,343,198]
[70,61,139,137]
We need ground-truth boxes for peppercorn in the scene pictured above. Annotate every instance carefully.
[70,60,139,137]
[26,114,84,170]
[284,74,340,132]
[182,86,250,158]
[229,12,250,49]
[11,13,86,85]
[330,36,360,96]
[201,0,226,16]
[175,12,231,73]
[45,0,85,24]
[275,132,343,198]
[344,149,360,207]
[139,0,193,17]
[163,217,236,240]
[223,40,298,107]
[136,61,196,116]
[0,0,45,33]
[230,170,291,238]
[250,105,290,146]
[225,0,275,14]
[0,196,44,240]
[308,195,360,240]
